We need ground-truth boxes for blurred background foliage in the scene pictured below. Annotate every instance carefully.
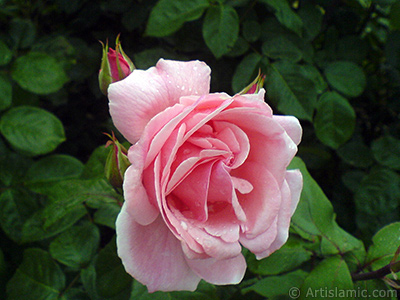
[1,0,400,299]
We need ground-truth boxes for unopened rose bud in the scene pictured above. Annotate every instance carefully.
[104,132,131,191]
[239,70,266,94]
[99,35,135,96]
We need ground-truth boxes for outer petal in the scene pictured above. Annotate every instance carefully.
[116,208,201,292]
[272,115,302,145]
[108,59,210,143]
[123,144,159,226]
[256,169,303,259]
[285,169,303,215]
[186,254,246,285]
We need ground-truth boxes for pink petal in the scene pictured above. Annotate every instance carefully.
[232,89,273,116]
[273,115,302,145]
[186,254,246,285]
[171,162,212,222]
[213,122,250,168]
[234,161,282,238]
[108,59,210,143]
[231,176,253,194]
[217,109,297,186]
[239,217,278,255]
[123,147,159,226]
[186,224,242,259]
[116,210,200,292]
[203,206,240,243]
[285,169,303,214]
[254,170,302,259]
[156,59,211,98]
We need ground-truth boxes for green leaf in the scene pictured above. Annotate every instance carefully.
[354,280,396,300]
[0,40,12,66]
[262,35,303,62]
[145,0,209,37]
[50,221,100,269]
[289,157,363,255]
[324,61,366,97]
[12,52,69,95]
[81,145,110,179]
[247,236,312,275]
[6,248,65,300]
[314,92,356,149]
[94,203,121,229]
[0,106,66,156]
[24,154,84,185]
[366,222,400,271]
[259,0,303,36]
[342,171,366,193]
[0,188,42,243]
[96,238,132,300]
[242,269,308,298]
[129,280,219,300]
[299,64,327,94]
[10,18,36,49]
[226,36,250,57]
[0,154,32,187]
[20,200,86,243]
[264,60,317,121]
[0,74,12,111]
[337,138,374,168]
[299,256,353,300]
[371,135,400,170]
[298,3,323,41]
[232,53,262,93]
[202,4,239,58]
[30,178,120,209]
[354,168,400,237]
[242,20,261,42]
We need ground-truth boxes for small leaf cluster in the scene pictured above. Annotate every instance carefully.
[1,0,400,299]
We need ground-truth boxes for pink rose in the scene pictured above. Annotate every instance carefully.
[108,59,303,292]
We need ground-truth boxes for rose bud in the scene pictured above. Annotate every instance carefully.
[107,59,303,292]
[99,36,135,96]
[104,132,131,192]
[239,69,266,95]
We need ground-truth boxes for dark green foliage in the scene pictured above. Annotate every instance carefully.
[1,0,400,299]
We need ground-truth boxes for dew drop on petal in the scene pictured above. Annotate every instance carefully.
[180,221,188,230]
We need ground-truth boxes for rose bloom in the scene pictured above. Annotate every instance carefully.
[108,59,303,292]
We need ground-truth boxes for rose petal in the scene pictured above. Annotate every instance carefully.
[186,254,246,285]
[171,162,212,222]
[232,89,273,115]
[231,176,253,194]
[203,205,240,243]
[285,169,303,215]
[123,147,159,226]
[239,217,278,254]
[234,161,282,237]
[116,209,200,292]
[273,115,302,145]
[214,122,250,168]
[254,170,302,258]
[109,59,210,143]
